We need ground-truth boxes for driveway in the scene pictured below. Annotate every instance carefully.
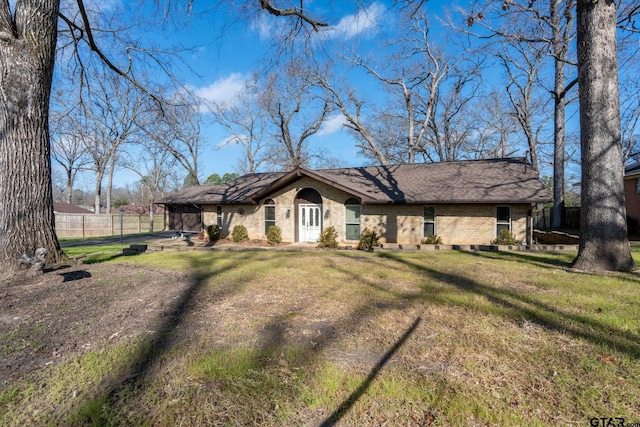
[59,231,191,247]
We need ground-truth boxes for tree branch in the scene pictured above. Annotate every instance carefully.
[75,0,164,109]
[259,0,328,31]
[0,1,17,40]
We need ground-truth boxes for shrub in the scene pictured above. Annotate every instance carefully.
[317,226,338,249]
[205,224,222,242]
[421,235,443,245]
[266,225,282,245]
[491,229,522,245]
[357,229,378,251]
[232,225,249,243]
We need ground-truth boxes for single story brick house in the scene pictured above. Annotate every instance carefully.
[157,158,550,245]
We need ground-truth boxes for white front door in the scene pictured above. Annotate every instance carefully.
[299,204,322,242]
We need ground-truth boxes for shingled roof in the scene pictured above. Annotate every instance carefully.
[158,172,286,204]
[625,162,640,178]
[158,158,550,205]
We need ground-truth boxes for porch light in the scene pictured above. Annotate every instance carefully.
[286,209,291,218]
[325,209,330,219]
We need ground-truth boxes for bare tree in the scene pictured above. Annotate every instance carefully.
[467,90,520,159]
[74,73,145,213]
[462,0,578,227]
[496,42,550,172]
[50,101,91,204]
[144,91,207,185]
[572,0,634,272]
[315,70,390,165]
[211,75,270,174]
[122,138,178,231]
[0,2,62,269]
[618,21,640,163]
[422,59,484,162]
[262,62,332,170]
[0,0,330,273]
[345,12,457,164]
[548,0,576,228]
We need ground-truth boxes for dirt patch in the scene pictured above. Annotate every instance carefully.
[0,257,421,387]
[0,263,189,383]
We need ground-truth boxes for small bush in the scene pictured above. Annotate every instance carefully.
[232,225,249,243]
[266,225,282,245]
[421,235,443,245]
[317,226,338,249]
[205,224,222,242]
[491,229,522,245]
[357,229,378,251]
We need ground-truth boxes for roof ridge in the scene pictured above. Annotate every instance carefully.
[311,157,528,173]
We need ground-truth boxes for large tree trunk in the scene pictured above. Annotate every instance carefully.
[0,1,64,274]
[551,0,567,229]
[66,169,74,204]
[149,199,155,232]
[106,155,117,214]
[94,170,103,214]
[572,0,634,272]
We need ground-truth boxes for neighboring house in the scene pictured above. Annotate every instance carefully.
[624,163,640,227]
[158,158,550,245]
[53,202,93,214]
[110,205,165,215]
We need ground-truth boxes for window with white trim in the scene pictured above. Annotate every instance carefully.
[264,199,276,234]
[216,206,222,227]
[496,206,511,236]
[423,206,436,237]
[345,198,361,240]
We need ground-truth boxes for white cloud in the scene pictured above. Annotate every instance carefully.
[251,14,275,41]
[216,134,247,149]
[250,2,387,41]
[326,2,387,40]
[318,114,347,136]
[195,73,247,107]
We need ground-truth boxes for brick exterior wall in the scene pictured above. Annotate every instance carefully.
[361,204,529,245]
[201,177,532,245]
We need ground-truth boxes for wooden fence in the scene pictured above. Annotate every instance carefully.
[533,207,580,230]
[55,213,165,238]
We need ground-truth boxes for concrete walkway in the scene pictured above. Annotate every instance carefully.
[59,231,183,247]
[60,231,324,251]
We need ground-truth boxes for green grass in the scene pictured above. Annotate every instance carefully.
[2,248,640,426]
[62,244,129,258]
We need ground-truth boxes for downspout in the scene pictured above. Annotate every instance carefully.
[527,203,535,246]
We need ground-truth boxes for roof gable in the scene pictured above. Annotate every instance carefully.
[53,202,93,214]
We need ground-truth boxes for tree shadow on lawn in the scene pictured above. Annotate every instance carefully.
[62,251,429,425]
[63,252,255,424]
[461,248,640,283]
[459,248,575,270]
[317,249,640,422]
[256,304,428,427]
[319,316,422,427]
[373,252,640,360]
[61,248,640,425]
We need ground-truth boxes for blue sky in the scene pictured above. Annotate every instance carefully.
[104,1,413,187]
[58,0,579,191]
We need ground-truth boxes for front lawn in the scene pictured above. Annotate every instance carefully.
[1,248,639,426]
